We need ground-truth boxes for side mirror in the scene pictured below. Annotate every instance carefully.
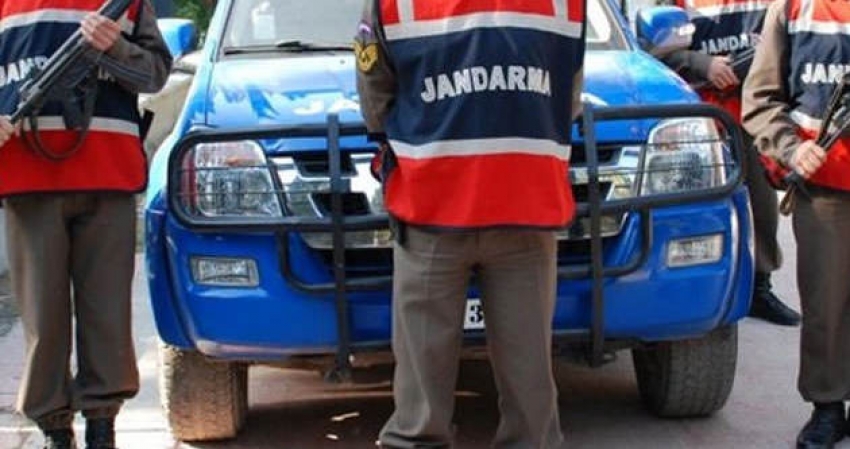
[635,6,694,56]
[157,18,198,59]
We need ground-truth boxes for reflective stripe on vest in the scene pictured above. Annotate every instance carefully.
[379,0,585,228]
[787,0,850,191]
[0,0,146,196]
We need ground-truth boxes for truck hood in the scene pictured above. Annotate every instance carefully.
[200,51,698,140]
[580,51,696,109]
[204,55,363,128]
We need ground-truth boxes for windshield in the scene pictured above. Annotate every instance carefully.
[221,0,628,52]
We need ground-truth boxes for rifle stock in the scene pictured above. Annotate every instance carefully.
[10,0,134,125]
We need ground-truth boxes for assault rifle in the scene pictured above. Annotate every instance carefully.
[779,71,850,214]
[11,0,133,124]
[11,0,133,159]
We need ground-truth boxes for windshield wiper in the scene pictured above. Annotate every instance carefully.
[274,40,353,52]
[222,41,352,55]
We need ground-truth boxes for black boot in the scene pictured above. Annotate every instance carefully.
[85,418,116,449]
[42,428,76,449]
[797,402,846,448]
[750,272,801,326]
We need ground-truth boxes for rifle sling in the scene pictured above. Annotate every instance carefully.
[21,81,98,161]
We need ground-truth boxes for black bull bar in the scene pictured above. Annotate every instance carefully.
[167,103,745,376]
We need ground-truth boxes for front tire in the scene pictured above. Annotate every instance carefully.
[632,325,738,417]
[159,344,249,441]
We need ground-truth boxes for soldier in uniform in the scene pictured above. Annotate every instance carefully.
[658,0,801,326]
[0,1,171,448]
[356,0,585,447]
[742,0,850,446]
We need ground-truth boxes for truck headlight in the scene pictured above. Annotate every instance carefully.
[642,119,726,195]
[180,141,283,217]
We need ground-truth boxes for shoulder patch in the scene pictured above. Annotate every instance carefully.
[355,42,379,73]
[358,21,373,38]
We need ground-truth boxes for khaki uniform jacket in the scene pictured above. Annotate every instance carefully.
[740,0,802,167]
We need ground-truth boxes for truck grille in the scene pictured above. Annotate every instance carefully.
[272,142,630,253]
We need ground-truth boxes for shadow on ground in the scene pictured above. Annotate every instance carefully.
[180,358,646,449]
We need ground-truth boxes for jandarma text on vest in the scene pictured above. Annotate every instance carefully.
[0,57,49,88]
[800,63,850,85]
[421,65,552,103]
[699,33,758,55]
[0,57,119,89]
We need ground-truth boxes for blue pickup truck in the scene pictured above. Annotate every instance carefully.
[147,0,753,441]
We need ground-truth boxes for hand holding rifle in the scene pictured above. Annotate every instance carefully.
[779,72,850,214]
[81,12,123,52]
[9,0,132,127]
[3,0,132,159]
[707,56,740,90]
[790,140,827,179]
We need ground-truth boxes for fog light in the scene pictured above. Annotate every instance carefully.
[191,257,259,287]
[666,235,723,268]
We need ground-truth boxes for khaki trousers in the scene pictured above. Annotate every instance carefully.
[743,136,782,274]
[379,227,564,449]
[5,193,139,429]
[792,187,850,402]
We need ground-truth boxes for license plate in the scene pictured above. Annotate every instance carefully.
[464,298,485,330]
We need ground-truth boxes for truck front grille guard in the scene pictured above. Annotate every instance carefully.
[167,103,744,374]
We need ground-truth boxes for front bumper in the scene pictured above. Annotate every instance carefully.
[147,190,752,361]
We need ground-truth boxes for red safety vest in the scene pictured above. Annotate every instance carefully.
[378,0,585,229]
[786,0,850,191]
[0,0,147,196]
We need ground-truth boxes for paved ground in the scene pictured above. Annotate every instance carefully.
[1,215,849,449]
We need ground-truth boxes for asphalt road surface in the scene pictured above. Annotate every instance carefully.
[1,214,848,449]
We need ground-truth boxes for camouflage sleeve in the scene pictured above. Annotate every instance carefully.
[355,0,396,141]
[741,0,800,167]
